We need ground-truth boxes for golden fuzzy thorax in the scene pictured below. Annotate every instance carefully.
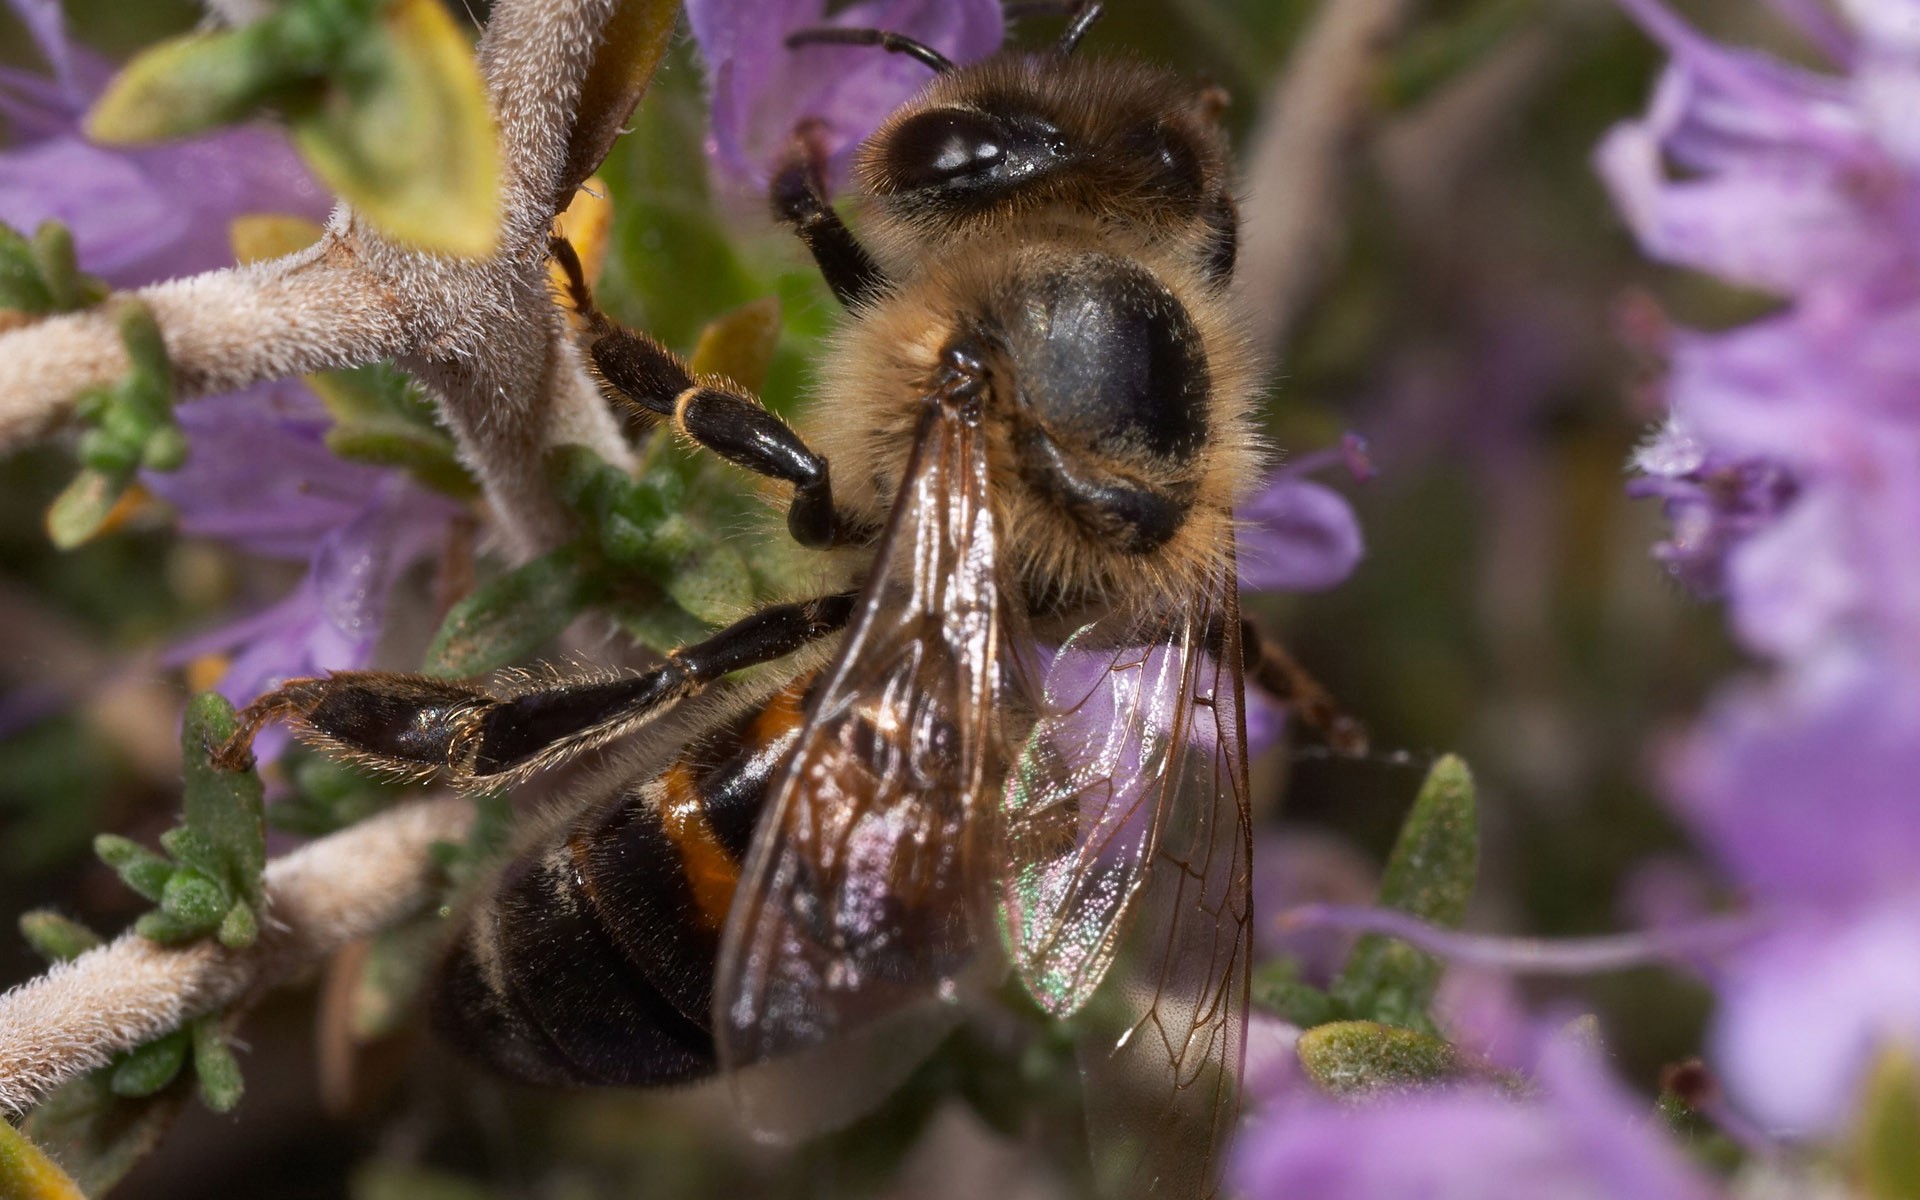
[799,52,1264,618]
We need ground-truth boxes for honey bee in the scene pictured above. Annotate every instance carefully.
[223,3,1274,1194]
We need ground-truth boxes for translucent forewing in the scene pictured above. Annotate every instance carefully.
[1000,558,1252,1198]
[713,395,1002,1138]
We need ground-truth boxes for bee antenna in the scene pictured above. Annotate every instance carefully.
[785,27,955,74]
[1056,1,1103,55]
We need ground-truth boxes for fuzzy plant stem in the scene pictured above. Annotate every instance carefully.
[0,0,637,559]
[1236,0,1416,357]
[0,795,474,1117]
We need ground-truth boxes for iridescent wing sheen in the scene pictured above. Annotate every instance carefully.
[999,558,1253,1198]
[712,395,1003,1138]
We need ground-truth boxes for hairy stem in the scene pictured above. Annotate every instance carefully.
[0,796,473,1117]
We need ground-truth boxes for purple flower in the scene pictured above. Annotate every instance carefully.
[151,387,459,704]
[1234,1033,1724,1200]
[1601,0,1920,1140]
[0,0,328,284]
[685,0,1004,194]
[1239,439,1369,594]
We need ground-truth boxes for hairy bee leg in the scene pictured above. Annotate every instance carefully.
[1238,618,1369,756]
[591,325,845,549]
[219,594,856,781]
[770,134,889,310]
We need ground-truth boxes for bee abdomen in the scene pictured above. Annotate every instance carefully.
[431,849,715,1086]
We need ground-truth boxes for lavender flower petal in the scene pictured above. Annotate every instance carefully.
[1239,476,1365,593]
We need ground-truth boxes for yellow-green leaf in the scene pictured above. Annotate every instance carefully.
[292,0,501,258]
[559,0,680,199]
[86,24,305,144]
[230,214,327,264]
[689,295,782,395]
[1857,1046,1920,1200]
[1296,1020,1466,1098]
[0,1116,86,1200]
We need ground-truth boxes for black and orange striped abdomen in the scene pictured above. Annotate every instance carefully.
[432,678,812,1086]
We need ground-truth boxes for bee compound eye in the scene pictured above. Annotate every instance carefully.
[880,108,1069,200]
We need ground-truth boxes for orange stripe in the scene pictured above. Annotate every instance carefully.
[657,759,740,931]
[748,677,810,746]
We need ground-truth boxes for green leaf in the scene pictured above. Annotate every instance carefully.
[289,0,501,257]
[180,692,269,914]
[0,1118,87,1200]
[218,900,260,951]
[559,0,680,198]
[93,834,174,903]
[110,1031,191,1099]
[688,295,783,394]
[19,910,104,964]
[158,869,230,933]
[425,545,591,676]
[0,220,105,316]
[1295,1020,1465,1097]
[45,468,127,550]
[21,1074,186,1196]
[134,909,213,944]
[190,1018,246,1114]
[0,221,57,313]
[86,21,328,143]
[1857,1047,1920,1200]
[1331,754,1478,1032]
[1250,958,1339,1028]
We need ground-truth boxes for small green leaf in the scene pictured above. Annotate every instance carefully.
[289,0,501,257]
[325,423,477,497]
[1296,1020,1465,1097]
[86,22,325,144]
[0,1117,87,1200]
[46,468,126,550]
[218,900,259,950]
[1250,959,1339,1028]
[558,0,680,198]
[1331,754,1478,1032]
[0,220,105,316]
[0,221,57,313]
[190,1018,245,1114]
[110,1031,191,1099]
[425,545,590,676]
[688,295,783,394]
[19,910,104,963]
[1856,1046,1920,1200]
[158,869,229,931]
[93,834,174,903]
[21,1074,188,1196]
[134,910,211,944]
[180,692,269,913]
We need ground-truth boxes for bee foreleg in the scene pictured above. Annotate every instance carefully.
[1237,618,1369,756]
[770,138,888,310]
[590,326,848,549]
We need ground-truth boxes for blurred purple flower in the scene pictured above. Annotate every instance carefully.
[1251,831,1376,984]
[685,0,1003,194]
[1602,0,1920,1138]
[1234,1033,1724,1200]
[0,0,328,283]
[1240,438,1369,594]
[152,387,459,708]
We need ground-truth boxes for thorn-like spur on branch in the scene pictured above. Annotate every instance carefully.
[0,796,473,1117]
[0,0,651,559]
[1235,0,1415,358]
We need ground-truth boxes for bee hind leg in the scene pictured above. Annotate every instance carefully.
[216,594,856,782]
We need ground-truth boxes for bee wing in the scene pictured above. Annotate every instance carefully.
[1000,559,1252,1198]
[713,396,1003,1138]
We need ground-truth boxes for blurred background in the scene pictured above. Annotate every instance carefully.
[0,0,1793,1194]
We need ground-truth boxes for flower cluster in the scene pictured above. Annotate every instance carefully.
[1600,0,1920,1137]
[1,0,453,742]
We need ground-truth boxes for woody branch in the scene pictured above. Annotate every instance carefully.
[0,0,636,559]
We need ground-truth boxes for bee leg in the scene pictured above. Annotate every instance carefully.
[588,329,849,551]
[1238,618,1369,756]
[217,594,855,781]
[769,124,889,310]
